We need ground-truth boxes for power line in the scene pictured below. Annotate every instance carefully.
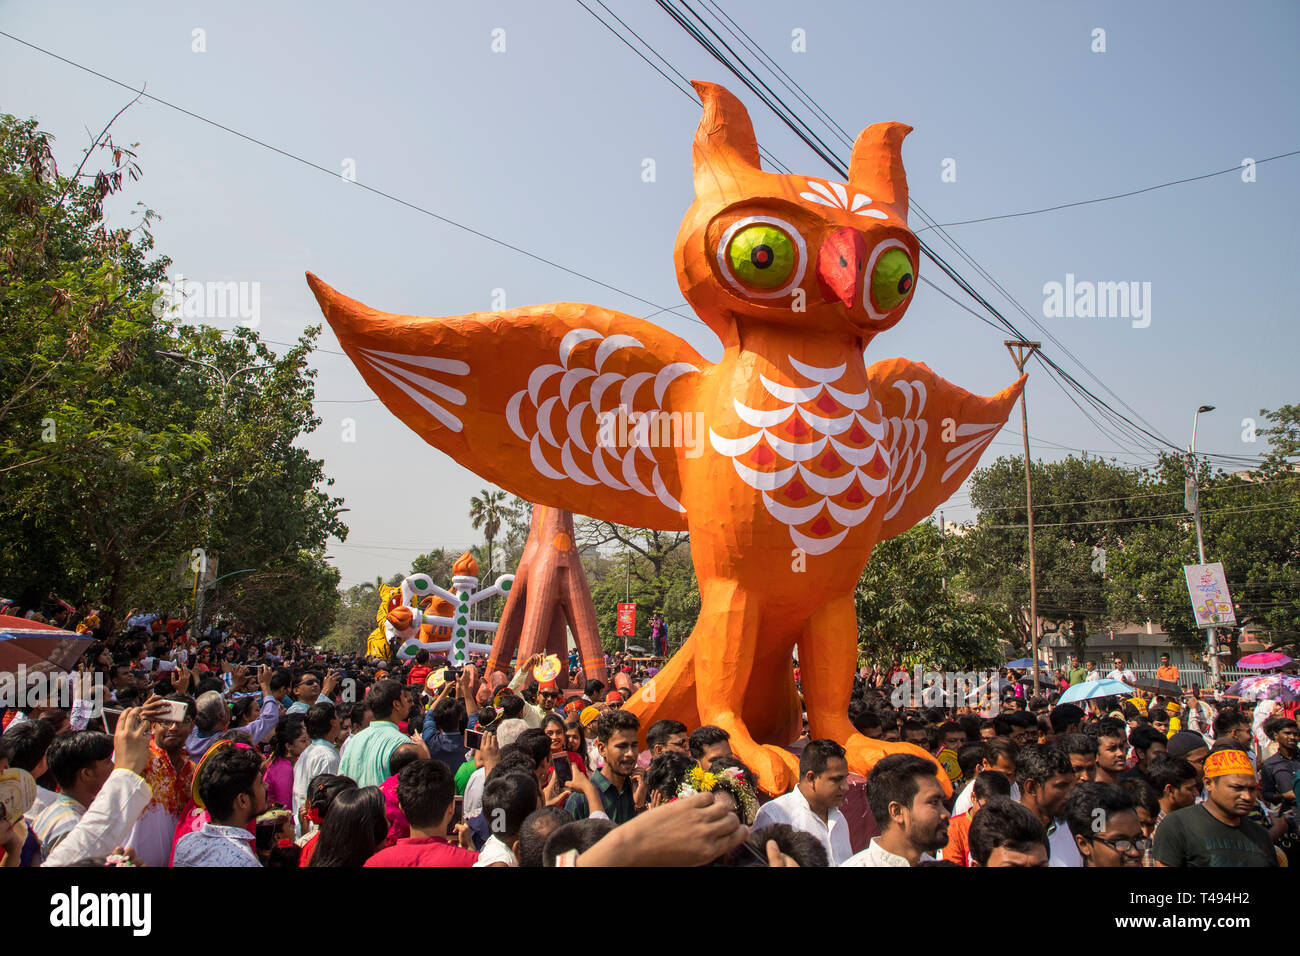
[981,499,1298,530]
[916,150,1300,230]
[667,2,1210,459]
[667,1,1164,453]
[946,474,1300,514]
[573,0,791,174]
[0,29,706,330]
[647,0,1188,460]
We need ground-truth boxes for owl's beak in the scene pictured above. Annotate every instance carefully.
[816,227,867,307]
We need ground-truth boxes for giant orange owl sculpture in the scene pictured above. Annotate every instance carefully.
[308,82,1024,795]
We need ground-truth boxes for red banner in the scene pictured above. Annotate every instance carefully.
[615,602,637,637]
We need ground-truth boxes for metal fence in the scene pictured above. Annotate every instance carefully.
[1129,666,1251,689]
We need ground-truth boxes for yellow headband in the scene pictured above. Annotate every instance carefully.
[1204,749,1253,779]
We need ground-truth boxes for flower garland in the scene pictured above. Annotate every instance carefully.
[675,765,760,825]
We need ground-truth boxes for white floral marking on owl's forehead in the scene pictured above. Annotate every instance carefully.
[798,179,889,220]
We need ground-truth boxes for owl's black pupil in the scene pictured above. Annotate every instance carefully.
[898,273,913,294]
[751,245,773,268]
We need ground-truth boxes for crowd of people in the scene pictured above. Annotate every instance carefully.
[0,604,1295,868]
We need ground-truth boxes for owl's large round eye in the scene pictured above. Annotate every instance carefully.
[870,248,915,313]
[726,223,797,289]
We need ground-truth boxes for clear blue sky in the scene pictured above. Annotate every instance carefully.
[3,0,1297,587]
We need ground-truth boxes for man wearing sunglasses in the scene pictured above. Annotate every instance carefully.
[286,669,340,716]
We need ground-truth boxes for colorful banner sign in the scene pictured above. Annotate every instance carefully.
[1183,562,1237,627]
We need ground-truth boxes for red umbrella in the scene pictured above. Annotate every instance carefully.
[0,615,93,674]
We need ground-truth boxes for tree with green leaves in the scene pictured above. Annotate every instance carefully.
[468,488,514,581]
[954,443,1298,661]
[855,520,1009,670]
[0,111,346,636]
[1105,448,1300,656]
[960,453,1173,656]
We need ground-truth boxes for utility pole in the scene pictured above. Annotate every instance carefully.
[1189,405,1218,688]
[1005,340,1042,696]
[938,511,946,593]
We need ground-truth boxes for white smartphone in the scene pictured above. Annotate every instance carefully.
[161,699,189,723]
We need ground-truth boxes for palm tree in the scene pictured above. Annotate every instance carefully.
[468,488,514,580]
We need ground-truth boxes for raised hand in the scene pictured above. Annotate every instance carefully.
[576,791,748,867]
[113,707,153,776]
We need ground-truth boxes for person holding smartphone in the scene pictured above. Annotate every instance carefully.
[542,714,586,782]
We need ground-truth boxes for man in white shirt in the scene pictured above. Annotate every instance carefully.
[1105,657,1136,685]
[506,654,554,728]
[473,772,535,867]
[465,721,525,821]
[32,729,116,860]
[43,706,159,868]
[293,702,342,829]
[3,717,58,821]
[952,738,1020,815]
[1083,661,1102,682]
[752,739,853,866]
[842,754,950,867]
[1014,744,1081,866]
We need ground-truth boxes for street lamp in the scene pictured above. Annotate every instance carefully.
[195,567,257,638]
[1189,404,1217,687]
[155,350,273,419]
[156,349,273,632]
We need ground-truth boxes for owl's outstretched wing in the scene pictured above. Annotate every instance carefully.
[869,357,1026,541]
[307,274,707,530]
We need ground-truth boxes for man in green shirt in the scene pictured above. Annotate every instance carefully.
[565,709,643,824]
[339,680,414,788]
[1067,656,1088,686]
[1153,745,1278,867]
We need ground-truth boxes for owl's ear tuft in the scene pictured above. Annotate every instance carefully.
[849,122,912,219]
[691,81,762,197]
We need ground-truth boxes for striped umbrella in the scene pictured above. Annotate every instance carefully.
[0,615,93,674]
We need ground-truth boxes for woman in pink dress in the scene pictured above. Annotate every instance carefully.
[263,716,308,809]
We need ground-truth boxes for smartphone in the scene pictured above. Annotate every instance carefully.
[464,728,485,750]
[552,754,572,786]
[101,707,122,734]
[446,796,464,836]
[161,699,189,724]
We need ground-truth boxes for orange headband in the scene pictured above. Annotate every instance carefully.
[1204,749,1253,779]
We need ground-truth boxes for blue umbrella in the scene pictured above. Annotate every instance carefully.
[1057,678,1133,704]
[1006,658,1049,670]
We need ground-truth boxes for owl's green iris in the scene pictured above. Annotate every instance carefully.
[727,224,796,289]
[871,248,914,312]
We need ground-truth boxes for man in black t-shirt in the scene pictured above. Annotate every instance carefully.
[1260,717,1298,807]
[1153,746,1277,867]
